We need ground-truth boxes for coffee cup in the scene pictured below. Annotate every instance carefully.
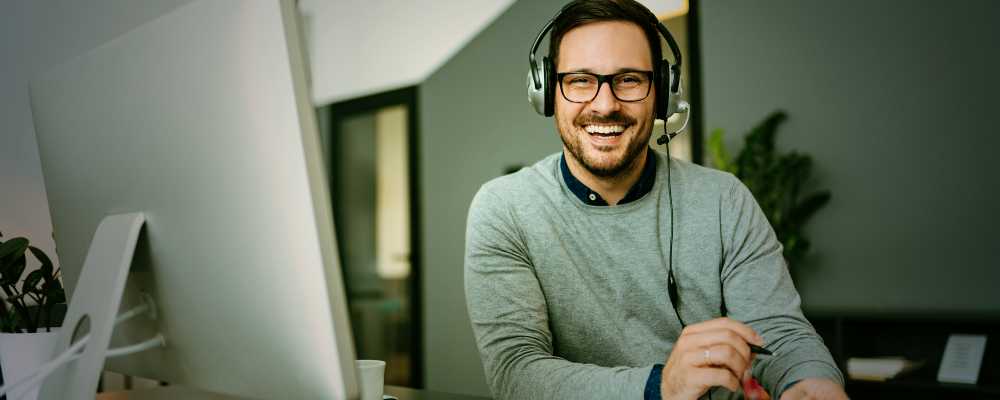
[354,360,386,400]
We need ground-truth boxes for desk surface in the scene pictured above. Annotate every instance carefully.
[94,385,493,400]
[385,385,492,400]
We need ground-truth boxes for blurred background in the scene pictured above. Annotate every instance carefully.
[2,0,998,398]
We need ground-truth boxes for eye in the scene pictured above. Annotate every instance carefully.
[562,74,597,87]
[615,73,645,84]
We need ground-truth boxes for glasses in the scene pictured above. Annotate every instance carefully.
[556,71,656,103]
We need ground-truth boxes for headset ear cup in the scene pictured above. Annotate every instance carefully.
[544,57,556,117]
[658,62,672,120]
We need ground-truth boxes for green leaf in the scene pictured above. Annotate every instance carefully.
[8,307,20,332]
[0,237,29,261]
[5,292,28,304]
[0,255,26,286]
[42,279,66,304]
[23,269,44,292]
[29,246,54,276]
[10,307,21,331]
[706,127,735,174]
[0,239,29,279]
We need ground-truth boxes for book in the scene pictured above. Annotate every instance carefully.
[938,334,987,384]
[847,357,926,381]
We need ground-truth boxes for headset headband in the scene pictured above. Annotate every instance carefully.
[528,0,683,92]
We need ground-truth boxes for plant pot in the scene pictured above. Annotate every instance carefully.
[0,329,60,400]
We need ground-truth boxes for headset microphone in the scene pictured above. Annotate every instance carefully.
[657,100,691,145]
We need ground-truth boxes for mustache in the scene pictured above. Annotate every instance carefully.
[574,111,636,127]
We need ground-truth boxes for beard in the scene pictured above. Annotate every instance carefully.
[556,109,653,181]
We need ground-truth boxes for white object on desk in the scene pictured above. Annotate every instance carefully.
[0,330,60,400]
[355,360,387,400]
[937,333,987,384]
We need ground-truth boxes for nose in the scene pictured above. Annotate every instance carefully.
[587,81,621,116]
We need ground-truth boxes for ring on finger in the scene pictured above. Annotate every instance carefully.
[704,348,712,365]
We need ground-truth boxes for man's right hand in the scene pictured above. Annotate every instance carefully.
[660,317,763,400]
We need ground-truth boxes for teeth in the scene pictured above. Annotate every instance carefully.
[585,125,625,134]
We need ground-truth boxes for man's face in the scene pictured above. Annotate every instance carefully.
[555,21,656,180]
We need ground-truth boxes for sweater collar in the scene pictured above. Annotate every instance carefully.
[560,147,657,206]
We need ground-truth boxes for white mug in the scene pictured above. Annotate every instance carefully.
[354,360,386,400]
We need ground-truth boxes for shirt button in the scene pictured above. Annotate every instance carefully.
[589,194,596,201]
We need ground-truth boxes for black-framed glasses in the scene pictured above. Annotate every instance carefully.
[556,71,656,103]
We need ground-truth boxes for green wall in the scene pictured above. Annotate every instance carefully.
[699,0,1000,312]
[418,0,569,395]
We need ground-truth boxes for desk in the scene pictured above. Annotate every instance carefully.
[94,385,493,400]
[385,385,492,400]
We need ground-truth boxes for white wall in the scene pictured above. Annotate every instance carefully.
[297,0,515,105]
[0,0,193,298]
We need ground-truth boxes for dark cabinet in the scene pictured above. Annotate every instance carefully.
[805,312,1000,400]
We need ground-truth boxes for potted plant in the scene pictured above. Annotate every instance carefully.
[705,110,831,271]
[0,230,67,400]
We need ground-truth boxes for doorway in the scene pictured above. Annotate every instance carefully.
[321,86,421,388]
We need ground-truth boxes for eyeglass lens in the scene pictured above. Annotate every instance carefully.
[560,72,651,103]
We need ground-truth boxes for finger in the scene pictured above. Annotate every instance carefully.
[681,317,763,346]
[704,345,748,380]
[700,367,741,393]
[681,346,747,382]
[678,328,753,363]
[679,364,742,394]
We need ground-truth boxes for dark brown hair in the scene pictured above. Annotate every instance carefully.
[548,0,663,72]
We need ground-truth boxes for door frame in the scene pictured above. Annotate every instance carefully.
[328,86,422,388]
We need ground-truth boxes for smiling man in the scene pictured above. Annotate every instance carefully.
[556,19,654,203]
[464,1,848,399]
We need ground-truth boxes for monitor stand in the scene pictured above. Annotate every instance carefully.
[39,212,146,400]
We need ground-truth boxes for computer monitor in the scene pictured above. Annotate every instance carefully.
[28,1,358,399]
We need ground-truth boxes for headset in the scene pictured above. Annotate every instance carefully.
[526,0,689,140]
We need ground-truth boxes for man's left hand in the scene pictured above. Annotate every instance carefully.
[778,378,849,400]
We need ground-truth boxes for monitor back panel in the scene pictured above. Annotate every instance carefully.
[29,1,356,399]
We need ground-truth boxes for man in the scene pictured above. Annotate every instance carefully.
[464,1,849,399]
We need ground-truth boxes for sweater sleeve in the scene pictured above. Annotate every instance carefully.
[718,178,844,398]
[464,188,652,400]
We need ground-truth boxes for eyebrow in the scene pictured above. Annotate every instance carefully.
[561,67,649,74]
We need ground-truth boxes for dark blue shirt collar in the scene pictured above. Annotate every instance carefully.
[560,147,657,206]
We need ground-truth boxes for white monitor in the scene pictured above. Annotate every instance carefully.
[28,1,358,399]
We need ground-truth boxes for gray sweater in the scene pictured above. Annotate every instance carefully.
[464,150,843,399]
